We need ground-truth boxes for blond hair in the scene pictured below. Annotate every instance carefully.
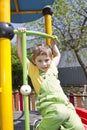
[31,44,52,63]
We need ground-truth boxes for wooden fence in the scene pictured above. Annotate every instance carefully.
[69,92,87,109]
[12,90,36,111]
[12,90,87,111]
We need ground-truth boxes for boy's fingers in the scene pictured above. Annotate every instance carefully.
[52,35,60,46]
[17,27,26,32]
[53,35,58,40]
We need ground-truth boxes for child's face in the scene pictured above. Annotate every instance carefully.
[34,54,52,72]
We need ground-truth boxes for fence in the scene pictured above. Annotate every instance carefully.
[12,90,36,111]
[69,92,87,109]
[12,90,87,111]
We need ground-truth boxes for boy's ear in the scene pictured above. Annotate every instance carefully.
[32,59,36,65]
[31,55,36,65]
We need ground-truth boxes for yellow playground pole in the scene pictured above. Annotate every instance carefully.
[0,0,14,130]
[42,6,53,45]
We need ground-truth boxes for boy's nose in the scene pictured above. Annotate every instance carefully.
[42,61,46,65]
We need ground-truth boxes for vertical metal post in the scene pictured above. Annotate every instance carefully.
[42,6,53,45]
[0,0,14,130]
[22,33,30,130]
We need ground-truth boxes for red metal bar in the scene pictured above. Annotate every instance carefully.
[19,93,23,111]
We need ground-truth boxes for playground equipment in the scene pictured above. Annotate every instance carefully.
[0,0,54,130]
[14,29,56,130]
[0,0,87,130]
[11,0,54,23]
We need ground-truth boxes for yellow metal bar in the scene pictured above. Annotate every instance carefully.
[0,0,10,22]
[14,0,19,12]
[13,0,42,14]
[11,10,42,14]
[0,88,2,93]
[44,14,52,45]
[0,0,14,130]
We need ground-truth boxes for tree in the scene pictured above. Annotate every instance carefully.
[23,0,87,79]
[11,44,34,90]
[53,0,87,79]
[11,45,23,90]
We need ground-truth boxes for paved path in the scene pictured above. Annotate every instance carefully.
[14,111,42,130]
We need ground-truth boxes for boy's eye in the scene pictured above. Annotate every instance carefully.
[38,60,42,62]
[45,59,49,62]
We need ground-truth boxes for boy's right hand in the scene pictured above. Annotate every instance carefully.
[17,27,26,32]
[17,28,26,38]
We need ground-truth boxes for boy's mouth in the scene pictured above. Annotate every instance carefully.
[41,67,48,71]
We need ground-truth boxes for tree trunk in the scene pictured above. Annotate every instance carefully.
[74,49,87,80]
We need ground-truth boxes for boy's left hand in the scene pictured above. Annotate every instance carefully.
[51,35,58,46]
[53,35,58,41]
[52,35,60,46]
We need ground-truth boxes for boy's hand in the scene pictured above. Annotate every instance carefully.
[50,35,58,47]
[52,35,60,46]
[17,27,26,38]
[17,27,26,33]
[53,35,58,41]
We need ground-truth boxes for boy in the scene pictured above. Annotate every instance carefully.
[16,28,84,130]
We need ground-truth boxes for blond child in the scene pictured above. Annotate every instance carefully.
[16,28,84,130]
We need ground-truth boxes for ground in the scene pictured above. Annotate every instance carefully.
[14,111,42,130]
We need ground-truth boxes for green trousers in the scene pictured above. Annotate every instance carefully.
[36,76,84,130]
